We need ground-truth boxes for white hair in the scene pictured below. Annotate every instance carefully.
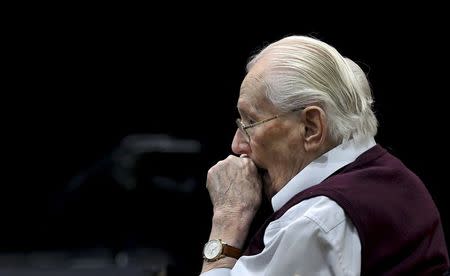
[247,35,378,143]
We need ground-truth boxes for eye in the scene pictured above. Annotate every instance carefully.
[241,116,255,125]
[239,112,257,125]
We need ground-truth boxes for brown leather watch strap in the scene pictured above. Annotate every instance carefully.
[222,243,242,259]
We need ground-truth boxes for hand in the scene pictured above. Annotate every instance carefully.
[202,155,263,272]
[206,154,262,220]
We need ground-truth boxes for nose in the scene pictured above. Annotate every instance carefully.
[231,129,251,155]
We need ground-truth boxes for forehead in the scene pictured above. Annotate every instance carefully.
[238,76,264,111]
[238,62,275,114]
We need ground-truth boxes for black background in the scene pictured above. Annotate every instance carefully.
[5,9,449,275]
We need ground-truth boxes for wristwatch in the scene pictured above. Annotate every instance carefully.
[203,239,242,262]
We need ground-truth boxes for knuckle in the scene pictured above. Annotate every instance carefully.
[207,166,217,176]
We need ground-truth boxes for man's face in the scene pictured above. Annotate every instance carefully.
[232,62,306,198]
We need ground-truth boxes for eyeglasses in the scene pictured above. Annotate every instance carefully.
[236,108,303,142]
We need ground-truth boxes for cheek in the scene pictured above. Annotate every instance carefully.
[252,123,295,154]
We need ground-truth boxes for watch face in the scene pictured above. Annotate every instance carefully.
[204,240,222,259]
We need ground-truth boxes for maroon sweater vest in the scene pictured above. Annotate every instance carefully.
[243,145,449,275]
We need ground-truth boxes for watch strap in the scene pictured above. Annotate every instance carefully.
[222,242,242,259]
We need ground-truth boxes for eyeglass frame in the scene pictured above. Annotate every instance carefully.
[236,107,304,142]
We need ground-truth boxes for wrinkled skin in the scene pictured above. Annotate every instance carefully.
[206,155,262,217]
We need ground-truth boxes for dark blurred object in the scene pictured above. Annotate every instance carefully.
[112,134,202,191]
[0,247,169,275]
[62,134,202,193]
[2,134,211,275]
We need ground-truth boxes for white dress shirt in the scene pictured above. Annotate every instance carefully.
[201,137,376,276]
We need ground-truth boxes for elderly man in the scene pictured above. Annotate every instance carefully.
[200,35,449,275]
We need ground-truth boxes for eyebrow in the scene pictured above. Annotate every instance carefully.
[237,99,259,118]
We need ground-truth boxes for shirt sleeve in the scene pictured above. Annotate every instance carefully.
[202,196,361,276]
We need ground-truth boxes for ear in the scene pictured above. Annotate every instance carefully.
[302,106,327,152]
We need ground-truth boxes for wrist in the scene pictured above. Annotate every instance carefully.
[213,208,257,225]
[201,239,241,272]
[209,212,254,249]
[203,239,242,261]
[201,256,237,273]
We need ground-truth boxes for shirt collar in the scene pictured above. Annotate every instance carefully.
[271,136,376,212]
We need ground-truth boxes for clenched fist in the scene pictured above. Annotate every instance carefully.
[206,155,263,223]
